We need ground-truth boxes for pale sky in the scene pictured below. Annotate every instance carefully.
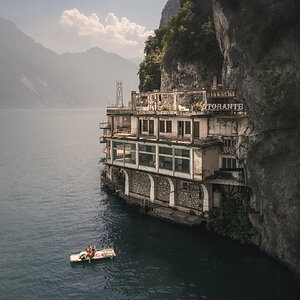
[0,0,167,58]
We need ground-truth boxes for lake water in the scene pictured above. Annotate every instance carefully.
[0,108,299,300]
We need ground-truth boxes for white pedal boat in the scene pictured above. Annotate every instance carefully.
[70,248,116,262]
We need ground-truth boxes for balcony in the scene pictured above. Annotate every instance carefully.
[99,122,111,129]
[107,106,132,115]
[210,169,245,185]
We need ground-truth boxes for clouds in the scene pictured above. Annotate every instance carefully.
[59,8,154,55]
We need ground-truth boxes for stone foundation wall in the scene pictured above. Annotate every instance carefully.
[155,176,170,203]
[176,180,203,210]
[129,170,150,197]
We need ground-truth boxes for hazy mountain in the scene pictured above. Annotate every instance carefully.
[61,48,139,107]
[128,57,143,66]
[0,17,138,108]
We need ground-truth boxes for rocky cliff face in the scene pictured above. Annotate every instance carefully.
[213,0,300,273]
[160,0,222,93]
[161,60,215,91]
[160,0,181,27]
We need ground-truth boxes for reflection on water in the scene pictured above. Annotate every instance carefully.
[0,109,299,300]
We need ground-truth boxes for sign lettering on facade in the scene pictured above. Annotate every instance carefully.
[202,103,244,111]
[206,89,236,99]
[116,80,123,106]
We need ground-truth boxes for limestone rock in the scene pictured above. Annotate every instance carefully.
[160,0,181,27]
[213,0,300,273]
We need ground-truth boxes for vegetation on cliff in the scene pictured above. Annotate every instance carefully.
[207,188,261,245]
[138,0,223,92]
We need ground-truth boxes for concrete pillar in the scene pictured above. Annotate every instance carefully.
[109,166,112,181]
[212,75,217,90]
[131,91,137,111]
[136,141,139,168]
[111,117,115,136]
[147,174,155,203]
[201,183,210,212]
[173,93,177,111]
[190,148,194,180]
[154,117,159,140]
[123,169,129,196]
[155,145,159,173]
[110,139,113,162]
[167,177,175,207]
[191,118,194,144]
[137,117,140,139]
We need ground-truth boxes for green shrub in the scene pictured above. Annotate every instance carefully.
[207,188,261,245]
[138,0,223,92]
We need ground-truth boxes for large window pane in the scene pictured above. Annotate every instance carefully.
[175,148,190,158]
[159,147,172,155]
[113,142,124,163]
[139,153,156,168]
[175,158,190,173]
[159,156,172,170]
[124,143,136,164]
[139,144,156,153]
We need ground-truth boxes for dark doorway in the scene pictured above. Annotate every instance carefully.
[149,120,154,135]
[178,121,184,137]
[193,122,199,138]
[139,120,142,135]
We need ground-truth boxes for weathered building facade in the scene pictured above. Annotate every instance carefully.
[100,81,249,223]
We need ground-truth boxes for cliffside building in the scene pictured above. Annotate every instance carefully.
[100,81,249,219]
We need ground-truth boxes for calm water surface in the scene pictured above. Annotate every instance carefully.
[0,109,299,300]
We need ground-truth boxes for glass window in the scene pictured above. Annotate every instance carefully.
[139,144,156,153]
[113,142,124,163]
[143,120,148,132]
[124,143,136,164]
[182,182,189,190]
[159,121,165,133]
[159,156,173,170]
[175,148,190,158]
[166,121,172,133]
[159,147,172,155]
[224,138,236,147]
[185,121,191,134]
[222,157,227,168]
[232,158,237,169]
[222,157,237,169]
[175,158,190,173]
[139,153,156,168]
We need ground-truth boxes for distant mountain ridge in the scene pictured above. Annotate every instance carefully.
[0,17,138,108]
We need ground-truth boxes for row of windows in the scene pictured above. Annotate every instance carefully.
[107,141,190,174]
[223,138,236,148]
[222,157,237,169]
[141,119,191,135]
[159,120,172,133]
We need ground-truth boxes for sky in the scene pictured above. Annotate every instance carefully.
[0,0,167,58]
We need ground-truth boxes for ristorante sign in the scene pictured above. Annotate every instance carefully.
[203,103,244,111]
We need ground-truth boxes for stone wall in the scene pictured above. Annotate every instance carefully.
[155,176,170,203]
[129,170,150,197]
[176,180,203,210]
